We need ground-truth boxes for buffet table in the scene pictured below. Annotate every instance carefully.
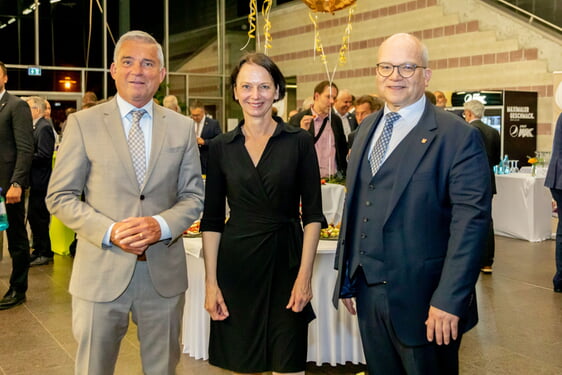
[181,237,365,366]
[492,173,552,242]
[321,183,346,225]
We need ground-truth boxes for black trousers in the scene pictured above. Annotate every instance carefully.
[355,269,462,375]
[28,188,52,258]
[480,218,495,267]
[549,188,562,289]
[5,192,30,294]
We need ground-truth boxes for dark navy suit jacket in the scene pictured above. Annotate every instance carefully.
[30,117,55,192]
[333,101,491,346]
[545,113,562,189]
[198,117,221,174]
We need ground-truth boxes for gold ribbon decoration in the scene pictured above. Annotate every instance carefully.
[338,6,354,66]
[240,0,258,51]
[306,3,356,81]
[262,0,273,53]
[301,0,356,14]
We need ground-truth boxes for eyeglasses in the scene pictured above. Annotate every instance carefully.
[375,63,426,78]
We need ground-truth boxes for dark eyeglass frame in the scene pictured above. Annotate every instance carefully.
[375,63,426,78]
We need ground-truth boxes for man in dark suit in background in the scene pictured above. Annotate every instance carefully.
[546,112,562,293]
[26,96,56,266]
[332,33,491,374]
[334,88,358,137]
[464,99,501,274]
[190,100,222,175]
[0,61,34,310]
[289,80,348,177]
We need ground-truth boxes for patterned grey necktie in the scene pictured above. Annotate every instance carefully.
[128,109,147,187]
[369,112,401,176]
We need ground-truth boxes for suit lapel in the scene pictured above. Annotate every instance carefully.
[103,100,140,190]
[0,93,9,113]
[145,106,167,189]
[383,102,437,222]
[345,110,384,207]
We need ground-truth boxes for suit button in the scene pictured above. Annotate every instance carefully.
[360,233,367,239]
[369,184,375,190]
[140,195,145,200]
[360,251,365,255]
[365,201,371,206]
[363,217,369,223]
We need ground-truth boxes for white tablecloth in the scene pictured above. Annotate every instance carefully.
[492,173,552,242]
[181,237,365,365]
[321,183,346,225]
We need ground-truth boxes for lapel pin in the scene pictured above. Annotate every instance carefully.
[421,138,427,143]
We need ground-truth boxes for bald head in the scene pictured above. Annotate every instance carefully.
[376,33,431,111]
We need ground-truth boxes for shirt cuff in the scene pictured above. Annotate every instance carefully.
[154,215,171,240]
[102,223,115,248]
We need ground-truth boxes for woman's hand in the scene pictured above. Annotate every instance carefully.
[205,282,229,320]
[286,274,313,312]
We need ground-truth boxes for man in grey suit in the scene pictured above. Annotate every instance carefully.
[46,31,204,374]
[0,61,34,310]
[332,33,491,374]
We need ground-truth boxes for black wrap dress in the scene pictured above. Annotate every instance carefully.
[200,118,323,373]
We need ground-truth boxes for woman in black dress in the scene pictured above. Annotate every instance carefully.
[201,53,323,374]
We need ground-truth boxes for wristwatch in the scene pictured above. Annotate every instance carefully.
[11,182,21,188]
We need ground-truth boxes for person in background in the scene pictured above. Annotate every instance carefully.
[464,99,500,274]
[26,96,56,267]
[301,96,314,112]
[425,90,437,105]
[334,88,358,137]
[0,61,34,310]
[189,100,222,175]
[60,107,77,135]
[333,33,491,374]
[44,99,53,124]
[289,80,347,177]
[434,90,448,108]
[287,108,300,121]
[81,91,98,109]
[202,52,322,375]
[545,112,562,293]
[46,30,204,374]
[163,94,182,113]
[348,95,384,148]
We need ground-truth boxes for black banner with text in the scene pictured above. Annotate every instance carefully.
[503,91,538,166]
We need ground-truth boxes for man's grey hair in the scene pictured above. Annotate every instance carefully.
[27,96,46,113]
[464,100,485,119]
[113,30,165,69]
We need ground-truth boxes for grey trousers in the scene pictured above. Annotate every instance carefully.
[72,261,185,375]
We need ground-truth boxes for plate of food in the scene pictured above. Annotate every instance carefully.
[183,220,201,237]
[320,223,340,240]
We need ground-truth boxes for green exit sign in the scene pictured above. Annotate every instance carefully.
[28,67,42,76]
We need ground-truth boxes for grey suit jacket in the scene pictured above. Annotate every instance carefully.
[46,99,204,302]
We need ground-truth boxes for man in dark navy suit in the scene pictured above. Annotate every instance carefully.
[26,96,56,266]
[0,62,34,310]
[189,100,221,175]
[545,112,562,293]
[464,99,500,274]
[334,88,357,137]
[332,34,491,374]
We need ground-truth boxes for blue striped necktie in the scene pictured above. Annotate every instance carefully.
[369,112,400,175]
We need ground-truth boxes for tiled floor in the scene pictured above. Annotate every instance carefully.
[0,232,561,374]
